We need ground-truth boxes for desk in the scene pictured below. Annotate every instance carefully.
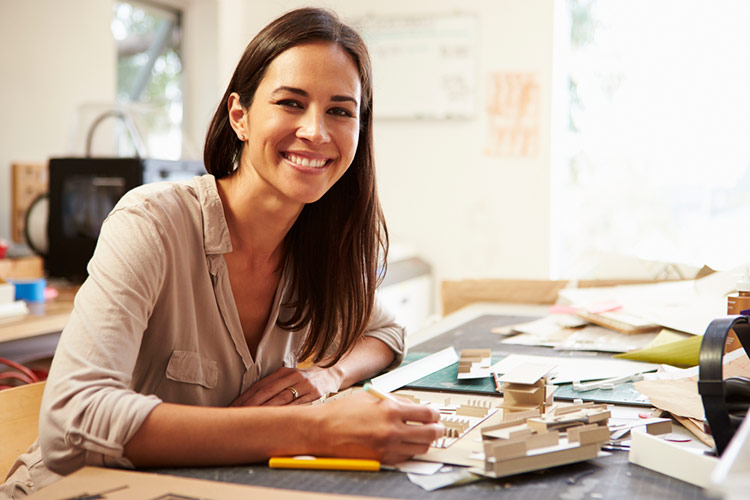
[0,284,76,362]
[152,304,711,499]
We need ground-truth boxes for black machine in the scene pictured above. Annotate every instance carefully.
[698,314,750,456]
[45,157,204,281]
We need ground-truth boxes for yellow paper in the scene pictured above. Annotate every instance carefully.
[614,331,702,367]
[644,329,692,348]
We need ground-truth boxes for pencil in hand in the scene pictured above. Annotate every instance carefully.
[363,383,399,402]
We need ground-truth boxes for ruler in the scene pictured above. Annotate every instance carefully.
[371,346,459,393]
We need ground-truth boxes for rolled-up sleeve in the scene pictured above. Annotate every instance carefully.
[39,203,167,475]
[362,296,406,370]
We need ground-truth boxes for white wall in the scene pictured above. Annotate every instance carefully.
[0,0,556,307]
[0,0,223,237]
[180,0,221,158]
[0,0,115,240]
[232,1,556,288]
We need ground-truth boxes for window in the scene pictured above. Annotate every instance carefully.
[111,1,183,159]
[555,0,750,275]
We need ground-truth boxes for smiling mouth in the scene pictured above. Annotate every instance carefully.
[282,153,330,168]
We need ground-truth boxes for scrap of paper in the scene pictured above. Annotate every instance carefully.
[407,468,480,491]
[394,460,444,475]
[615,329,701,367]
[491,314,587,336]
[556,326,660,353]
[633,379,704,420]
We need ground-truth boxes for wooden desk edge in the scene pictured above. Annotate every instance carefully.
[0,311,71,343]
[0,287,77,343]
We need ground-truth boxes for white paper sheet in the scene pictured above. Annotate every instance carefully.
[490,353,658,384]
[393,460,444,475]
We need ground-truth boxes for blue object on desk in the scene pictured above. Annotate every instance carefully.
[11,278,46,303]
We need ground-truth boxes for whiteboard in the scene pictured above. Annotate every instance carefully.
[357,13,478,120]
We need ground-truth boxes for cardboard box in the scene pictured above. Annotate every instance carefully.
[0,256,44,280]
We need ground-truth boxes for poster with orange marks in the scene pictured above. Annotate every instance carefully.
[484,72,540,157]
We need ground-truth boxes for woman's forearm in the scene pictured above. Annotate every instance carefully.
[325,336,395,391]
[125,390,444,467]
[124,403,322,467]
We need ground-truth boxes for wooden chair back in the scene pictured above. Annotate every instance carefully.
[0,381,45,478]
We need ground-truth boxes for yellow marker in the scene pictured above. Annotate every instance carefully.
[268,456,380,471]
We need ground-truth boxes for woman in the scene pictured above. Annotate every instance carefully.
[1,7,443,498]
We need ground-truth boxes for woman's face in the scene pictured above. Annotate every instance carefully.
[234,42,362,206]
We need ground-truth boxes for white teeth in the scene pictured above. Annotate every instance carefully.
[286,154,326,168]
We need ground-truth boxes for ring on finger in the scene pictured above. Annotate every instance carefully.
[286,386,299,401]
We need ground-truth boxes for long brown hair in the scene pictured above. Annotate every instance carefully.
[203,8,388,365]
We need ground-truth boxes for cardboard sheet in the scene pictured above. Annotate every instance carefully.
[28,466,393,500]
[633,379,705,420]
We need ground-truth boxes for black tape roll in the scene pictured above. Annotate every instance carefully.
[698,315,750,456]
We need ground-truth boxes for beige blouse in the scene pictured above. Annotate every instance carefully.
[1,174,405,498]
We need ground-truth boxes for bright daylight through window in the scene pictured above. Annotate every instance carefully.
[555,0,750,276]
[111,1,183,160]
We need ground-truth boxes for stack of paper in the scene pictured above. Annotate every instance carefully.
[558,269,738,336]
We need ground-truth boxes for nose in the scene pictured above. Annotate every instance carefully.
[297,109,330,144]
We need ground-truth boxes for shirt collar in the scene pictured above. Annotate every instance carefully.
[194,174,232,255]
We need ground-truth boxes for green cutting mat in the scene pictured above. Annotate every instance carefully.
[552,381,651,406]
[402,352,500,394]
[401,351,652,407]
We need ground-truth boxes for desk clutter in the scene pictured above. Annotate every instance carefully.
[13,266,750,498]
[358,265,750,494]
[322,376,679,491]
[21,299,748,499]
[310,352,696,490]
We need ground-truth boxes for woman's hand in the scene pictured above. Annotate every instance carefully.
[310,391,446,465]
[232,337,398,407]
[231,366,342,407]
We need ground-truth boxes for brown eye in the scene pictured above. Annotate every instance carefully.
[328,107,354,118]
[277,99,303,109]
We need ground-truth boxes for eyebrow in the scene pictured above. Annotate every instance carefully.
[272,86,358,105]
